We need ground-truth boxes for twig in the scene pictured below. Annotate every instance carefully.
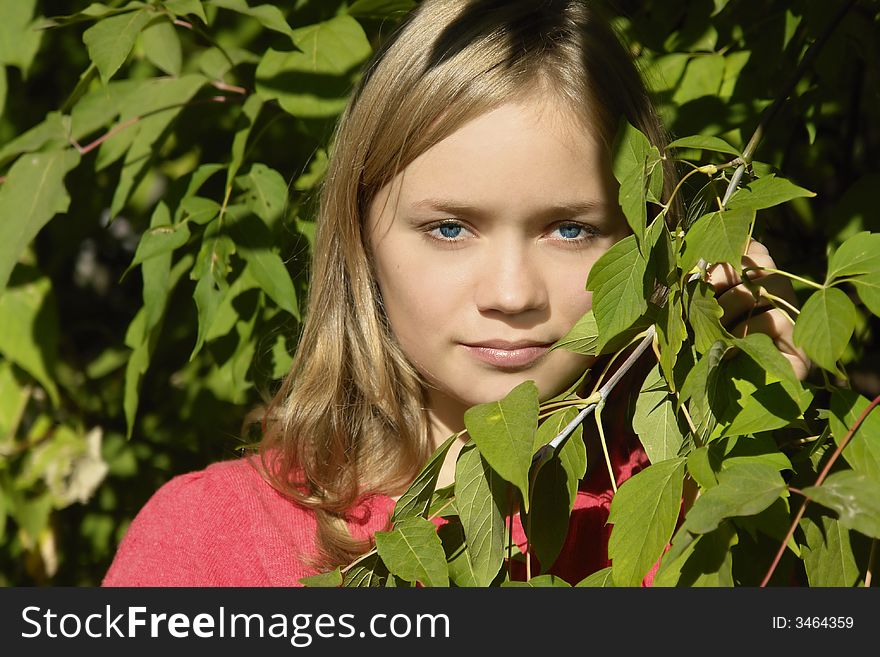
[761,393,880,587]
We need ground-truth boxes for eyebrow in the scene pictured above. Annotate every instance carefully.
[410,197,608,219]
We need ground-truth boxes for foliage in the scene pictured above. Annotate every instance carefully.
[0,0,878,586]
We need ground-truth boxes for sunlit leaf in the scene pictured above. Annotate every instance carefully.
[256,16,372,117]
[685,463,787,534]
[83,8,153,82]
[802,471,880,539]
[632,365,685,464]
[611,121,654,245]
[392,433,458,523]
[463,380,538,511]
[800,515,860,587]
[681,207,754,274]
[792,287,855,377]
[375,516,449,587]
[826,231,880,283]
[552,309,598,356]
[608,458,686,586]
[726,174,815,212]
[828,390,880,480]
[502,575,571,587]
[141,17,182,76]
[300,567,342,587]
[586,235,649,350]
[0,149,80,294]
[209,0,294,38]
[454,444,505,586]
[667,135,740,156]
[575,567,614,587]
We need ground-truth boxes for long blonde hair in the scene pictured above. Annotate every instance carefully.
[259,0,672,569]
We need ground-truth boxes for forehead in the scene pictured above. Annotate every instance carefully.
[369,95,617,222]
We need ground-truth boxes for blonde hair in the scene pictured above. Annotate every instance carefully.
[259,0,673,569]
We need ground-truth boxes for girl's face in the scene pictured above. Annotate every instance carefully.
[367,95,629,431]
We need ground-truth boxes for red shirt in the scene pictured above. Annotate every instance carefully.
[103,432,653,587]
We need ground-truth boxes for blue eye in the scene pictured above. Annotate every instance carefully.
[557,224,583,239]
[438,223,463,239]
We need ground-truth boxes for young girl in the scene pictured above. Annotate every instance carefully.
[103,0,808,586]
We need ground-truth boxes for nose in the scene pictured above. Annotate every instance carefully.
[474,242,549,316]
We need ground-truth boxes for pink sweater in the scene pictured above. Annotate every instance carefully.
[103,437,652,587]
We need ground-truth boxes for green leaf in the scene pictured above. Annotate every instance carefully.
[227,95,264,187]
[853,272,880,316]
[667,135,740,156]
[502,575,571,587]
[0,271,60,405]
[524,454,572,571]
[178,196,221,226]
[607,458,686,586]
[0,113,69,169]
[672,54,725,104]
[141,18,182,76]
[533,409,586,506]
[347,0,417,18]
[681,207,754,274]
[342,552,389,587]
[463,380,539,511]
[575,567,614,587]
[0,361,29,440]
[680,340,730,441]
[654,522,737,587]
[685,463,787,534]
[586,234,649,350]
[208,0,295,38]
[375,516,449,587]
[454,444,506,586]
[83,9,153,83]
[826,231,880,283]
[726,174,815,212]
[0,0,42,75]
[0,149,81,295]
[237,163,289,230]
[792,287,855,377]
[686,279,729,354]
[632,365,685,464]
[392,433,458,522]
[299,567,342,587]
[800,515,860,587]
[256,16,372,117]
[164,0,208,23]
[129,221,191,269]
[437,519,479,587]
[109,75,207,217]
[656,288,687,387]
[552,309,598,356]
[828,390,880,480]
[802,471,880,539]
[611,121,654,245]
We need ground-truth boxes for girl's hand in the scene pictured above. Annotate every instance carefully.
[706,239,811,381]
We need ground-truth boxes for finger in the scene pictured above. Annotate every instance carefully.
[728,308,811,381]
[712,258,799,327]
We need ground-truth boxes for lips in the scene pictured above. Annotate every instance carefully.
[461,340,554,369]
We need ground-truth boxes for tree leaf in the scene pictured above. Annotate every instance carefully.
[681,206,754,274]
[524,455,572,572]
[792,286,855,377]
[686,279,730,354]
[208,0,295,38]
[826,231,880,283]
[342,552,389,588]
[667,135,740,156]
[392,433,458,523]
[853,271,880,317]
[454,444,506,586]
[726,174,815,212]
[140,17,182,76]
[463,380,539,511]
[0,149,81,294]
[828,390,880,480]
[671,54,725,104]
[684,462,787,534]
[236,163,289,230]
[375,516,449,587]
[611,121,653,245]
[300,567,342,587]
[255,16,372,117]
[575,567,615,587]
[654,521,737,587]
[0,0,43,75]
[83,8,153,82]
[227,95,264,188]
[437,519,479,587]
[607,458,686,586]
[632,365,685,464]
[802,471,880,539]
[533,408,586,506]
[0,270,60,405]
[586,234,649,351]
[163,0,208,23]
[129,220,191,269]
[551,309,598,356]
[800,515,860,587]
[656,288,687,387]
